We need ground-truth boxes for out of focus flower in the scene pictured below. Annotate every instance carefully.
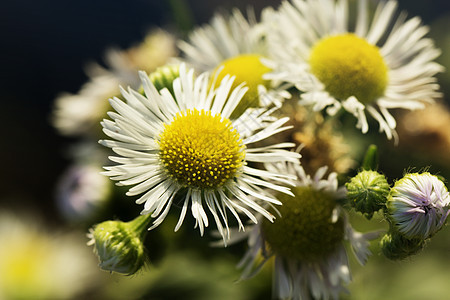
[100,64,300,243]
[387,172,450,239]
[52,29,177,138]
[56,163,112,222]
[89,29,178,88]
[263,0,443,139]
[277,101,355,175]
[52,75,120,137]
[0,212,96,299]
[238,163,377,299]
[396,102,450,164]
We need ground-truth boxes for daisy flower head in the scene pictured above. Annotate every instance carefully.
[387,172,450,240]
[263,0,443,140]
[239,163,377,300]
[100,63,300,243]
[178,9,290,117]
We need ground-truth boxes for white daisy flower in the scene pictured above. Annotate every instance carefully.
[100,64,300,243]
[178,9,266,72]
[52,74,120,137]
[387,172,450,239]
[263,0,443,140]
[178,9,290,116]
[238,163,378,300]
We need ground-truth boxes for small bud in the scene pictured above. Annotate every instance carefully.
[88,215,151,275]
[387,172,450,239]
[149,64,180,97]
[346,170,390,219]
[380,232,425,260]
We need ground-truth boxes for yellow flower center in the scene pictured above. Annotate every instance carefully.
[309,33,388,104]
[158,109,245,189]
[212,54,272,118]
[261,186,344,262]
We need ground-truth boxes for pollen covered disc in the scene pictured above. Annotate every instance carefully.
[158,109,245,189]
[309,33,388,104]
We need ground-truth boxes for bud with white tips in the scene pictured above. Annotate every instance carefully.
[387,172,450,239]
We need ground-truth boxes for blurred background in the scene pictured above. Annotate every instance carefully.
[1,0,450,299]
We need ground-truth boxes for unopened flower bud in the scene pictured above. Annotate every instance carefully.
[149,64,180,97]
[346,170,390,219]
[380,232,425,260]
[387,172,450,239]
[88,215,151,275]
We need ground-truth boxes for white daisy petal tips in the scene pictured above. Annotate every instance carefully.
[99,63,300,243]
[264,0,443,139]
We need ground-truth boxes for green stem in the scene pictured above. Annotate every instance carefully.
[128,214,153,239]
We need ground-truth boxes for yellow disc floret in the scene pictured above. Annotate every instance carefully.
[212,54,272,118]
[158,109,245,189]
[309,33,388,104]
[261,186,345,262]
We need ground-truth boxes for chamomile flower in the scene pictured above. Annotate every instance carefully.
[100,64,300,243]
[263,0,443,139]
[178,9,289,116]
[238,163,377,300]
[387,172,450,239]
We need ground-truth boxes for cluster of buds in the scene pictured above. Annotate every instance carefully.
[346,146,450,260]
[381,172,450,259]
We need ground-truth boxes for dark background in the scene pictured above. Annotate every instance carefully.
[0,0,449,219]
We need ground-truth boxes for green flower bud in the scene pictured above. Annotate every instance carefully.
[346,170,390,219]
[88,215,151,275]
[380,232,425,261]
[149,64,180,97]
